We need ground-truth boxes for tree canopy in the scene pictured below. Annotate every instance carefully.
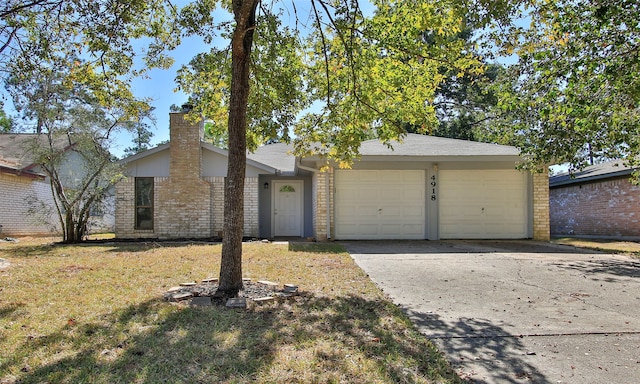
[484,0,640,175]
[1,0,177,242]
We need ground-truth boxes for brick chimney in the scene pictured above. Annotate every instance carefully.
[155,109,212,239]
[169,109,204,181]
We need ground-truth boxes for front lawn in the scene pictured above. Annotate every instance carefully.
[0,238,462,383]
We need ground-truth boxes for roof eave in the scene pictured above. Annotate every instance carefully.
[117,143,170,164]
[550,169,636,188]
[0,165,46,179]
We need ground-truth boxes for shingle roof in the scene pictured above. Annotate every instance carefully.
[0,134,71,176]
[550,160,637,187]
[120,135,521,176]
[120,141,279,174]
[357,134,520,156]
[247,142,296,175]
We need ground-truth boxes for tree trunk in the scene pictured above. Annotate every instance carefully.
[217,0,259,295]
[64,211,76,243]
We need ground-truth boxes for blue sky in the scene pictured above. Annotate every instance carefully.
[115,1,376,158]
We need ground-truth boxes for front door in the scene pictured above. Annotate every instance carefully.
[273,180,303,237]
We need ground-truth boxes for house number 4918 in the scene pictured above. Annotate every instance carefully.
[430,175,437,201]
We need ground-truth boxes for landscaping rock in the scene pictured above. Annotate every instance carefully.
[163,279,302,308]
[190,297,212,307]
[170,292,193,302]
[257,280,279,290]
[283,284,298,293]
[226,298,247,308]
[253,297,275,304]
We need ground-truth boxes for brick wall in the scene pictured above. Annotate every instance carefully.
[244,177,259,237]
[115,112,260,239]
[313,169,334,241]
[115,176,164,239]
[550,177,640,237]
[0,172,59,236]
[154,113,212,238]
[207,176,225,237]
[532,172,550,241]
[205,176,259,238]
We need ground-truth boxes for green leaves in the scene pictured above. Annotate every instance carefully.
[175,1,500,164]
[296,0,486,164]
[176,11,309,150]
[485,0,640,174]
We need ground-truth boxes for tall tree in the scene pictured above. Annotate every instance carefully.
[6,61,153,242]
[177,0,507,294]
[3,0,512,291]
[403,23,503,141]
[2,0,174,241]
[123,120,154,157]
[484,0,640,176]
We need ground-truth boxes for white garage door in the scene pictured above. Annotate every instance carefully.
[439,169,528,239]
[335,170,425,239]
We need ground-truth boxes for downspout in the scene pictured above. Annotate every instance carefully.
[296,158,331,239]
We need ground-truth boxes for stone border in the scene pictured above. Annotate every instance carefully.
[163,277,300,309]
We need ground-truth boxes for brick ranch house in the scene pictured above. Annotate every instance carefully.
[549,160,640,239]
[115,111,550,241]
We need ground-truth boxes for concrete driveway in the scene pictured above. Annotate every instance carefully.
[342,240,640,383]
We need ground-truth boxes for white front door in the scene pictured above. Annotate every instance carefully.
[273,180,303,236]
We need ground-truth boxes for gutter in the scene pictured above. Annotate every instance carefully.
[295,158,331,240]
[0,165,46,179]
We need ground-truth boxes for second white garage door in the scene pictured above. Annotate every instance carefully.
[439,169,528,239]
[335,170,426,239]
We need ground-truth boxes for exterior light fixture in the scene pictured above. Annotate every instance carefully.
[264,182,269,189]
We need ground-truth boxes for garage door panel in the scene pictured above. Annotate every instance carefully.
[403,206,424,217]
[439,169,527,239]
[335,170,426,239]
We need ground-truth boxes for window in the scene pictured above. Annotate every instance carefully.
[279,185,296,192]
[135,177,154,230]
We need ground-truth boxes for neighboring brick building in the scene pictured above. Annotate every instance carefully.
[0,134,114,236]
[549,161,640,239]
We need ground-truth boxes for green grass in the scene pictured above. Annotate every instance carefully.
[0,238,463,383]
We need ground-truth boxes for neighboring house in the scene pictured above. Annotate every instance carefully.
[0,134,115,237]
[115,111,550,241]
[549,161,640,239]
